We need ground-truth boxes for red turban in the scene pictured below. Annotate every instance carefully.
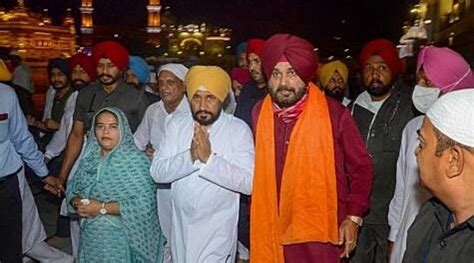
[69,53,97,81]
[261,34,318,83]
[247,39,266,58]
[92,41,129,71]
[359,39,404,77]
[230,67,251,85]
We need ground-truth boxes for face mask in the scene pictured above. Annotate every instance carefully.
[412,85,441,113]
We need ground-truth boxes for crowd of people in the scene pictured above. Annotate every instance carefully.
[0,32,473,263]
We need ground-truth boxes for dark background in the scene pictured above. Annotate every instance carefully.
[1,0,416,57]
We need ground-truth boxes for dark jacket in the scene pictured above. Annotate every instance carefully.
[403,198,474,263]
[234,81,268,127]
[351,81,416,225]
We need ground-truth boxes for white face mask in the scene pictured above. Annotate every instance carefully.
[412,85,441,113]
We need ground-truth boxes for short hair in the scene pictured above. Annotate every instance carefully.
[433,126,474,157]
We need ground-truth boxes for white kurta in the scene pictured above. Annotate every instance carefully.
[150,111,254,263]
[44,91,78,159]
[133,98,190,238]
[388,115,432,263]
[18,167,73,262]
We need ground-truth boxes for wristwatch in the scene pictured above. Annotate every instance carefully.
[346,215,363,227]
[99,202,107,215]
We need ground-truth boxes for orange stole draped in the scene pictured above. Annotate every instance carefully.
[250,83,338,263]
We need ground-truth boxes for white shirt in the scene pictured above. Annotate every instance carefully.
[42,86,56,121]
[353,90,387,115]
[44,91,78,160]
[134,98,190,151]
[388,115,432,263]
[150,112,254,263]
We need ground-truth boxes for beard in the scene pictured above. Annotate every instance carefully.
[250,69,265,84]
[192,109,221,126]
[366,79,393,97]
[52,81,68,90]
[324,87,344,101]
[72,79,88,90]
[269,84,307,108]
[99,73,120,86]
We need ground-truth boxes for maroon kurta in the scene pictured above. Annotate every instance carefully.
[252,97,373,263]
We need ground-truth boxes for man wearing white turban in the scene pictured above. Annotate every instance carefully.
[133,63,190,263]
[403,89,474,262]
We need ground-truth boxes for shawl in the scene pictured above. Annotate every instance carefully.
[251,83,338,262]
[67,107,164,262]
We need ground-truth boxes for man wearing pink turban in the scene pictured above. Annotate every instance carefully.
[351,39,417,263]
[388,46,474,263]
[250,33,373,263]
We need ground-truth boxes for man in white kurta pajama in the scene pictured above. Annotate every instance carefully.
[134,63,190,263]
[150,66,254,263]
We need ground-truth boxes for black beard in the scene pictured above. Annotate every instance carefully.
[366,80,393,97]
[192,109,221,126]
[325,89,344,101]
[250,70,265,83]
[270,85,307,108]
[53,82,68,90]
[72,80,87,90]
[99,74,120,86]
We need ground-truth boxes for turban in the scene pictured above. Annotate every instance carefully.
[69,53,97,80]
[185,66,230,103]
[427,89,474,147]
[48,58,69,76]
[128,56,150,84]
[158,63,189,82]
[359,39,404,77]
[247,39,266,57]
[319,60,349,87]
[0,59,12,81]
[92,41,129,71]
[417,46,474,93]
[261,33,319,83]
[230,68,251,85]
[236,42,247,58]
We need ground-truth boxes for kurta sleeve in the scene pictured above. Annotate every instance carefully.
[45,92,78,159]
[388,123,410,241]
[340,109,373,216]
[150,117,199,183]
[133,105,153,151]
[198,121,255,195]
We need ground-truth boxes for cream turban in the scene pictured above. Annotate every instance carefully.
[158,63,189,81]
[185,66,231,102]
[427,89,474,147]
[319,60,348,87]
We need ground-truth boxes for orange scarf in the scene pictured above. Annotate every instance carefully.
[250,83,338,263]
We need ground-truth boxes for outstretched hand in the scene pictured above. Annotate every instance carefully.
[43,175,65,197]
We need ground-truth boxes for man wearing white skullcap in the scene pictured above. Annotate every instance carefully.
[402,89,474,263]
[133,63,190,263]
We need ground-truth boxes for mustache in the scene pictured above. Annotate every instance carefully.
[98,74,114,79]
[195,110,213,116]
[369,80,384,87]
[73,79,86,85]
[276,86,296,93]
[250,70,260,75]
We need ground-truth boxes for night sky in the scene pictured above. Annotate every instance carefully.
[2,0,416,58]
